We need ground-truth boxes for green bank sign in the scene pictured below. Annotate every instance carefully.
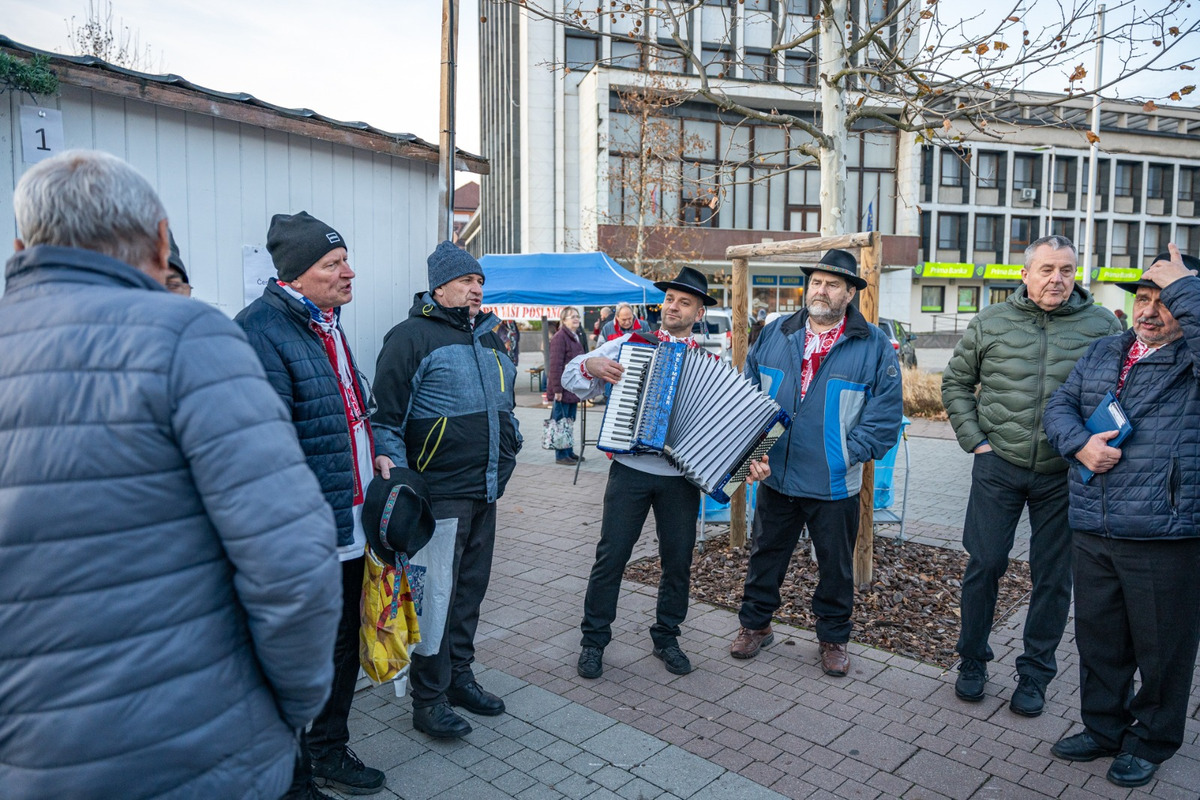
[916,263,1122,281]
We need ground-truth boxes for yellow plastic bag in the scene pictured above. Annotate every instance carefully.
[359,548,420,685]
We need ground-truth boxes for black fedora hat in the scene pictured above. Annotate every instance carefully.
[801,249,867,290]
[362,469,436,562]
[654,266,718,306]
[1117,251,1200,294]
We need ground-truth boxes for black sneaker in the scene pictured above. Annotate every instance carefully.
[954,658,988,701]
[1009,674,1045,717]
[577,646,604,679]
[312,746,386,795]
[653,643,694,675]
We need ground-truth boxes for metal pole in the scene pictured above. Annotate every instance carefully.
[437,0,460,243]
[1081,4,1105,289]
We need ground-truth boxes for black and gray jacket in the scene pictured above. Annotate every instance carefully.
[373,293,521,501]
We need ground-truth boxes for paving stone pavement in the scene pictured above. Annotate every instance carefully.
[326,384,1200,799]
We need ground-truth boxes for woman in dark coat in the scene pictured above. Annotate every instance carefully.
[548,307,585,464]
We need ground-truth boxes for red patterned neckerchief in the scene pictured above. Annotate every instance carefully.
[1116,339,1158,397]
[801,317,846,399]
[652,328,700,349]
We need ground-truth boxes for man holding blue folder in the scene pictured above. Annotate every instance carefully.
[1044,245,1200,789]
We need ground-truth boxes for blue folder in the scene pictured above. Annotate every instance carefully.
[1078,391,1133,484]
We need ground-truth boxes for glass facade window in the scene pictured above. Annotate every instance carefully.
[1144,223,1170,257]
[1050,218,1074,241]
[921,285,945,313]
[1013,155,1038,190]
[1010,216,1035,249]
[975,215,1000,251]
[957,286,980,313]
[1115,162,1137,197]
[1111,221,1133,255]
[940,150,964,186]
[938,214,965,249]
[1147,165,1169,199]
[1180,167,1198,201]
[989,287,1014,305]
[977,152,1001,189]
[1053,158,1074,192]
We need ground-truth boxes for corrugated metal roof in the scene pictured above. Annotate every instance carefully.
[0,35,486,169]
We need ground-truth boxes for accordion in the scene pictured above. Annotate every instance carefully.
[597,340,790,502]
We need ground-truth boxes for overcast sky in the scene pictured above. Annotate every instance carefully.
[4,0,1194,165]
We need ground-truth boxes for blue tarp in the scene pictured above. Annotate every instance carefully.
[479,252,665,306]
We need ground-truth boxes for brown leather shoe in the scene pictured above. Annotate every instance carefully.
[730,625,774,659]
[819,641,850,676]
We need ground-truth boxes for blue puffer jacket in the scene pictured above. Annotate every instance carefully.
[1043,276,1200,539]
[0,246,341,800]
[746,304,903,500]
[236,281,375,547]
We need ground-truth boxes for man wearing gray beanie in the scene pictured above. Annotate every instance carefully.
[372,240,522,739]
[236,211,389,798]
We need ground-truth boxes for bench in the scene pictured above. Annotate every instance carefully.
[527,365,544,391]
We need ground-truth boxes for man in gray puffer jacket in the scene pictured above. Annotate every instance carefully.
[0,151,341,800]
[942,235,1120,717]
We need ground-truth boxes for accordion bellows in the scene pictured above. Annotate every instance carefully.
[598,341,790,502]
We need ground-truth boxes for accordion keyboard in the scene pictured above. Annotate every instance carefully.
[596,342,656,452]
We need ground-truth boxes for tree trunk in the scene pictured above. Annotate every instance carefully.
[819,0,849,237]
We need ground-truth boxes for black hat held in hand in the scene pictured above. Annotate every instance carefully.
[362,469,436,563]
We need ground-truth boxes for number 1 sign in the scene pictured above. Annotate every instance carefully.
[20,106,65,165]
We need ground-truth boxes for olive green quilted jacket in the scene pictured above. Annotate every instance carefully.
[942,285,1121,474]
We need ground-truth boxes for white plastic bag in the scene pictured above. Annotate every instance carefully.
[407,517,457,657]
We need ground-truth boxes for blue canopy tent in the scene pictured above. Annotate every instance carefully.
[478,252,665,306]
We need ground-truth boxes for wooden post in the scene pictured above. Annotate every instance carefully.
[853,232,882,587]
[729,256,750,548]
[437,0,459,242]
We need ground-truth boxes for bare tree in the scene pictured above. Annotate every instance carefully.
[66,0,162,72]
[489,0,1198,235]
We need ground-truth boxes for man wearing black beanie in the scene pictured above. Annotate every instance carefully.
[236,211,390,798]
[372,240,522,739]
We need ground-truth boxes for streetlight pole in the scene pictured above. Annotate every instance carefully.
[1081,3,1105,290]
[438,0,460,243]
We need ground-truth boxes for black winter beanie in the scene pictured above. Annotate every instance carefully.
[267,211,346,282]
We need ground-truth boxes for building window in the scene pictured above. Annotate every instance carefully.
[977,152,1001,189]
[565,34,598,71]
[1050,218,1075,241]
[1013,155,1038,190]
[1180,167,1198,201]
[921,285,945,313]
[1010,216,1035,249]
[957,286,980,313]
[1144,223,1170,257]
[1182,225,1200,254]
[611,39,643,68]
[783,53,815,85]
[937,214,965,249]
[975,215,1001,251]
[788,0,818,13]
[1052,157,1074,193]
[1115,162,1137,197]
[1147,165,1170,199]
[1111,221,1133,255]
[989,287,1014,305]
[867,0,890,23]
[940,150,965,187]
[744,49,776,80]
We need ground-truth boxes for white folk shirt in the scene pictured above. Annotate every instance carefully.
[562,330,698,477]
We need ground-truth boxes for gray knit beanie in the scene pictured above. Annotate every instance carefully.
[428,240,483,291]
[267,211,346,282]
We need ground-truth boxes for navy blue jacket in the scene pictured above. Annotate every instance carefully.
[746,304,903,500]
[373,293,521,501]
[0,246,340,799]
[236,281,375,547]
[1044,276,1200,539]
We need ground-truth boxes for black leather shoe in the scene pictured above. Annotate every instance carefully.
[446,680,505,716]
[1009,674,1045,717]
[954,658,987,702]
[653,643,694,675]
[412,702,472,739]
[1051,731,1119,762]
[577,646,603,679]
[312,746,386,795]
[1107,753,1158,788]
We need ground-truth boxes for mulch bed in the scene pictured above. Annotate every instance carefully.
[625,531,1032,668]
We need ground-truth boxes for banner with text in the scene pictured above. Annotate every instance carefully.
[482,304,566,321]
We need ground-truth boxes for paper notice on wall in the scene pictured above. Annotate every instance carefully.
[19,106,65,164]
[243,245,276,307]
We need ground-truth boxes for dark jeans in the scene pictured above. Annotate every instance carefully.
[580,460,701,650]
[1074,531,1200,764]
[410,498,496,708]
[738,484,860,643]
[284,556,365,796]
[552,400,577,460]
[956,452,1072,684]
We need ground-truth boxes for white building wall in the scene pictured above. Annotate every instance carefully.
[1,85,438,380]
[519,11,560,252]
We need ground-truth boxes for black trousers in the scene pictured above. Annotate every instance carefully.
[956,452,1072,684]
[410,498,496,708]
[580,460,701,650]
[738,484,860,643]
[1073,531,1200,764]
[285,556,365,796]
